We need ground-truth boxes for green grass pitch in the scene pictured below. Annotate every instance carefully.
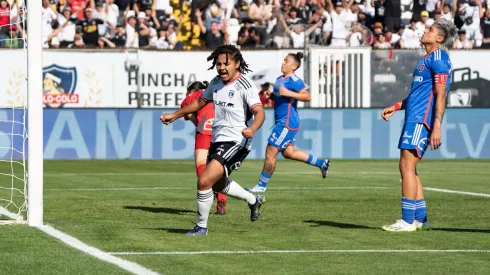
[1,159,490,274]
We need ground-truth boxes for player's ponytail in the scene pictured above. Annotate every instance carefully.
[288,52,304,71]
[187,81,209,95]
[433,18,457,51]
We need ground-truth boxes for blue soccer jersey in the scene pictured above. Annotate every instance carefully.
[404,48,452,130]
[272,74,307,130]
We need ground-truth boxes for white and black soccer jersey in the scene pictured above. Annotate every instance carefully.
[200,74,262,144]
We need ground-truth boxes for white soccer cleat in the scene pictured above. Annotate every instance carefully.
[382,219,417,232]
[246,185,267,193]
[414,220,431,231]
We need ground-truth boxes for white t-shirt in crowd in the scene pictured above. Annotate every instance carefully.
[401,27,421,49]
[330,9,349,39]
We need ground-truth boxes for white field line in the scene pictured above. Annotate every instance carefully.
[425,188,490,198]
[44,186,391,191]
[44,171,490,176]
[0,207,160,275]
[45,171,399,176]
[109,249,490,256]
[0,206,24,221]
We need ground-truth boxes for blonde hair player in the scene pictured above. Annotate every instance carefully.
[381,19,457,232]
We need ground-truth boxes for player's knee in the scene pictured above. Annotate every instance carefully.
[282,149,293,159]
[197,175,212,190]
[399,158,414,175]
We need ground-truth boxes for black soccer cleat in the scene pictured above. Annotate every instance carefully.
[249,195,266,222]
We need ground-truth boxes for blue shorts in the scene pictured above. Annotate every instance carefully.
[268,126,297,151]
[398,122,431,158]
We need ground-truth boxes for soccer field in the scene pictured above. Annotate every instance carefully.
[1,159,490,274]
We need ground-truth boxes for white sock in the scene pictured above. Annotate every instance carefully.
[222,179,257,205]
[196,189,214,228]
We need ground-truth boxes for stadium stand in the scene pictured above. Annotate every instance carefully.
[5,0,489,49]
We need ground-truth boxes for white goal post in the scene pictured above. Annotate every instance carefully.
[27,0,43,226]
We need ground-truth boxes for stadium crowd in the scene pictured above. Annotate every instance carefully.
[1,0,489,49]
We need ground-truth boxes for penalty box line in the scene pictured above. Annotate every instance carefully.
[109,249,490,256]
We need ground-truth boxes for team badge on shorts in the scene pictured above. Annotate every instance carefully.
[398,123,431,158]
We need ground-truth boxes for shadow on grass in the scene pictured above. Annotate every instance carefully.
[123,206,194,215]
[432,228,490,233]
[304,220,377,229]
[142,228,191,234]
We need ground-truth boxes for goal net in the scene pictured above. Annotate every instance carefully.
[0,0,43,226]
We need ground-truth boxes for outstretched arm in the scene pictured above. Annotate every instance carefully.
[161,97,207,124]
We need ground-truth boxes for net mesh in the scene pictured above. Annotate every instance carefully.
[0,0,27,223]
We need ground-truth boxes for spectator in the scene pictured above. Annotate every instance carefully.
[57,6,78,47]
[136,11,152,48]
[68,31,85,48]
[151,26,171,49]
[440,3,455,21]
[453,29,473,48]
[281,13,323,48]
[390,24,403,47]
[42,0,58,48]
[346,22,366,46]
[372,0,386,26]
[400,19,421,48]
[384,0,401,32]
[328,1,350,47]
[374,33,392,48]
[425,0,440,17]
[418,10,435,28]
[233,0,251,22]
[78,7,104,47]
[482,7,490,48]
[196,9,229,49]
[459,0,484,47]
[5,26,21,48]
[248,0,273,26]
[270,0,292,48]
[259,82,274,108]
[143,6,160,30]
[0,0,11,47]
[99,23,127,47]
[125,14,139,47]
[70,0,90,20]
[152,0,171,21]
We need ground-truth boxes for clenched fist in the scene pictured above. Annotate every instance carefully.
[242,128,255,139]
[160,113,177,125]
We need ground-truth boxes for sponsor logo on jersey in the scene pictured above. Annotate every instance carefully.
[403,139,409,144]
[413,76,423,82]
[214,101,235,108]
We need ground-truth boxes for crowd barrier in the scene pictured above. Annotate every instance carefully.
[0,108,488,160]
[1,49,489,109]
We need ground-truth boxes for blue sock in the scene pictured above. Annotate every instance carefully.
[306,154,324,168]
[401,197,416,224]
[258,171,271,187]
[415,199,427,223]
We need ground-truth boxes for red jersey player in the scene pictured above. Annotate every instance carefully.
[180,81,227,215]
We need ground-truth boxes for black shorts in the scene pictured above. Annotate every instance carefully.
[207,141,250,177]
